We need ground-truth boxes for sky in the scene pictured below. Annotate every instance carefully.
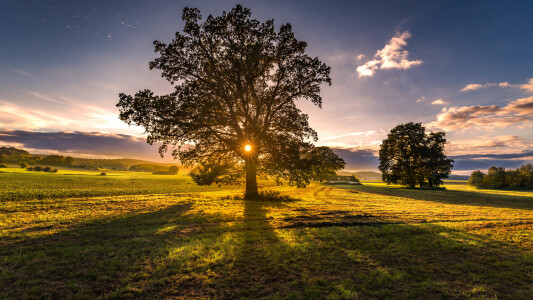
[1,0,532,173]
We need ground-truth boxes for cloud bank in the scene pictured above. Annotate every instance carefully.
[428,96,533,131]
[0,130,177,162]
[356,31,423,77]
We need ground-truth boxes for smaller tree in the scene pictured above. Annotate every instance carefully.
[468,170,485,188]
[379,122,453,188]
[168,166,179,175]
[307,146,346,182]
[19,162,28,168]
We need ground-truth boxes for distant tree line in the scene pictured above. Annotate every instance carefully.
[468,164,533,189]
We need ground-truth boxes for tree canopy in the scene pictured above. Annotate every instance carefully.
[378,122,453,188]
[117,5,331,198]
[307,146,346,182]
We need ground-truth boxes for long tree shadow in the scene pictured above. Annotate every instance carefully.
[2,194,532,298]
[0,201,230,299]
[342,184,533,210]
[195,195,533,298]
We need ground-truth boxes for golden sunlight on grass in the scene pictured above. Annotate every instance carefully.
[1,170,532,298]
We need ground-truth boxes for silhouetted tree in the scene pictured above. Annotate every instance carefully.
[117,5,331,198]
[378,122,453,188]
[307,146,346,182]
[468,170,485,187]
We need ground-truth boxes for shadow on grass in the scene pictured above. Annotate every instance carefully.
[181,195,532,298]
[0,201,231,299]
[2,193,532,298]
[340,184,533,210]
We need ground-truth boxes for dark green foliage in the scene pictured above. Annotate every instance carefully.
[468,170,485,187]
[129,164,168,173]
[469,164,533,189]
[117,5,331,197]
[100,172,107,176]
[155,165,180,175]
[19,162,28,168]
[306,146,346,182]
[190,162,241,185]
[0,164,7,168]
[25,165,57,172]
[40,155,74,167]
[379,122,454,188]
[168,166,179,175]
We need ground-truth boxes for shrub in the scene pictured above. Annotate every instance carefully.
[100,172,107,176]
[26,167,34,171]
[43,166,51,172]
[33,166,43,171]
[0,164,7,168]
[19,162,28,168]
[168,165,179,175]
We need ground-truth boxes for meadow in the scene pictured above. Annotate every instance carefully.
[1,167,532,299]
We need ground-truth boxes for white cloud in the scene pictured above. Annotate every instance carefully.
[416,96,426,103]
[319,130,377,141]
[461,78,533,92]
[521,78,533,92]
[356,31,423,77]
[8,68,35,79]
[356,54,365,60]
[28,91,67,105]
[431,99,448,105]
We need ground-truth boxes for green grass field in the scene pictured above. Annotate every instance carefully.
[1,167,532,299]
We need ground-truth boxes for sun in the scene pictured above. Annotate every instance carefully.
[244,144,252,152]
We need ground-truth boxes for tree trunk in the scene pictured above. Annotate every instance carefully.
[245,157,259,199]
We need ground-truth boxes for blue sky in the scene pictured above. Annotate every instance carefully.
[1,0,532,172]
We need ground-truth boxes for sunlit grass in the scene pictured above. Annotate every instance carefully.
[0,172,532,298]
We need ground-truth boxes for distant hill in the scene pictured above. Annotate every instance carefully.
[447,175,470,181]
[2,147,183,170]
[354,171,382,182]
[337,171,382,182]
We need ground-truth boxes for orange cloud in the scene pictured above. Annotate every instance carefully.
[427,97,533,131]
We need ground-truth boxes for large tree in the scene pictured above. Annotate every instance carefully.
[117,5,331,198]
[378,122,453,188]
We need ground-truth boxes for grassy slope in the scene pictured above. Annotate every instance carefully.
[0,170,532,299]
